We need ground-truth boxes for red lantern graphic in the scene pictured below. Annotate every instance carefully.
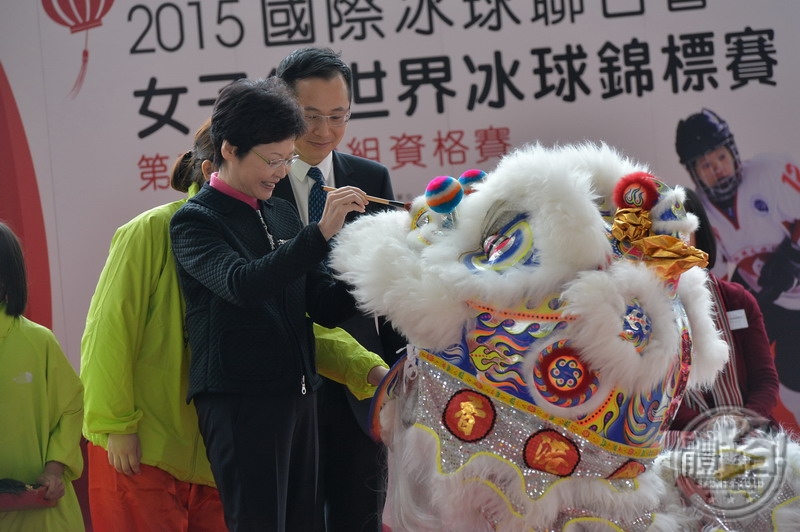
[41,0,115,98]
[0,63,52,328]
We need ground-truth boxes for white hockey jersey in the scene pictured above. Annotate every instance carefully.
[701,153,800,310]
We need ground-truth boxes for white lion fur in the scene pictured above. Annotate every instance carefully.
[560,261,683,394]
[332,143,649,350]
[676,266,730,389]
[382,419,697,532]
[331,208,472,349]
[651,185,700,236]
[331,141,755,531]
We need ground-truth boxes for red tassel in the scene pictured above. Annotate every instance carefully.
[68,32,90,99]
[68,48,88,99]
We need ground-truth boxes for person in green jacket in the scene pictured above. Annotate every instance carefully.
[0,221,85,531]
[80,118,387,532]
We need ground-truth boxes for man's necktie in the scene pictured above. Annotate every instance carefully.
[307,167,327,223]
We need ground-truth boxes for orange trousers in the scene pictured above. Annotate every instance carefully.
[87,443,227,532]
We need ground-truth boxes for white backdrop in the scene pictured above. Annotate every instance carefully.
[1,0,798,378]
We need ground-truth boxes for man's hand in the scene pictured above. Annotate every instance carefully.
[107,433,142,476]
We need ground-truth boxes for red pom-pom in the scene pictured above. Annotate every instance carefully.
[613,172,659,211]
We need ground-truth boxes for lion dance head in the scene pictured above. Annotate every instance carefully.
[331,143,738,531]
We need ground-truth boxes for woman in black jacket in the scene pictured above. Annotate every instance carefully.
[170,76,371,532]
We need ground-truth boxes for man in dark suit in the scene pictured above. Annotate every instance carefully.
[274,47,406,532]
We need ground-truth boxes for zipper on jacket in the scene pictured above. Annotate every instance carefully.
[287,300,310,397]
[267,223,310,398]
[256,209,275,249]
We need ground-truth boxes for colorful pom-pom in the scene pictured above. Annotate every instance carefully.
[613,172,659,211]
[425,176,464,214]
[458,169,487,191]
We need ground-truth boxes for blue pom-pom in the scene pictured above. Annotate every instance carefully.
[458,169,487,190]
[425,176,463,214]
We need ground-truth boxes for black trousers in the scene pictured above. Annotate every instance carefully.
[195,392,320,532]
[317,314,404,532]
[318,380,386,532]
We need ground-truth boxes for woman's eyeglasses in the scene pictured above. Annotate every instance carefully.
[252,151,301,169]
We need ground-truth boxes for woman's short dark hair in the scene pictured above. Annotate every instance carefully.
[210,77,306,169]
[682,186,717,270]
[171,117,214,193]
[0,222,28,317]
[276,47,353,101]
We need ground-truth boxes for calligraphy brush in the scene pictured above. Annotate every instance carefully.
[322,186,410,210]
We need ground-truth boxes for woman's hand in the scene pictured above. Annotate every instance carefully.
[317,186,368,240]
[367,365,389,387]
[37,461,66,501]
[107,433,142,476]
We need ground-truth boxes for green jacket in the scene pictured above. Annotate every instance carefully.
[0,308,85,531]
[81,186,384,486]
[81,192,214,484]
